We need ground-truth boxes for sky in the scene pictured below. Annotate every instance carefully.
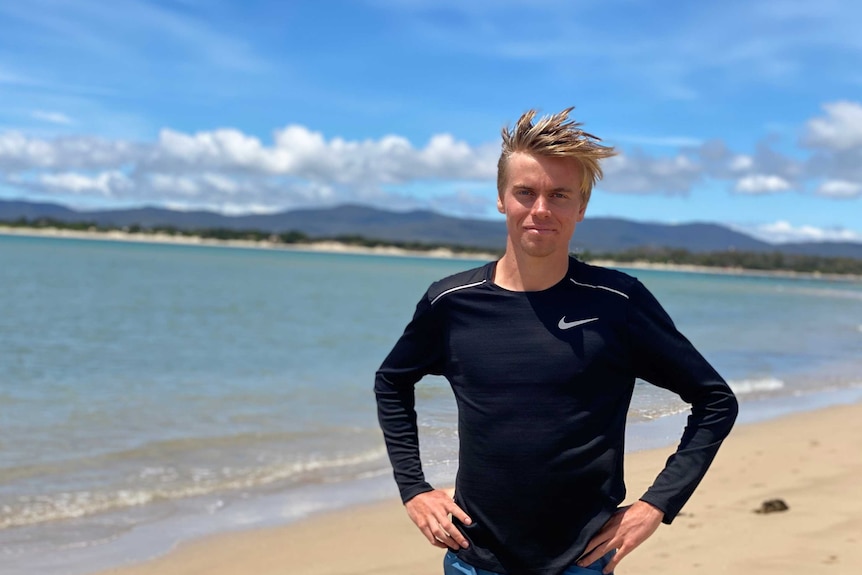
[1,0,861,244]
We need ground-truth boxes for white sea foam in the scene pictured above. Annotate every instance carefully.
[636,404,690,421]
[728,377,785,395]
[0,447,389,529]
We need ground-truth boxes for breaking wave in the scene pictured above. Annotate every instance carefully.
[728,377,785,395]
[0,447,388,529]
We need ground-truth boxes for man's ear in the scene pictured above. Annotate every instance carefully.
[576,201,587,222]
[497,197,505,213]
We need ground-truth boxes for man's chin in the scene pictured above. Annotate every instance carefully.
[519,240,562,259]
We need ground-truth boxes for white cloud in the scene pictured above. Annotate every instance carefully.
[816,179,862,198]
[800,102,862,193]
[728,155,753,171]
[695,140,800,184]
[744,220,862,244]
[601,152,702,195]
[427,188,496,217]
[148,173,203,197]
[1,100,861,216]
[161,201,284,216]
[804,101,862,151]
[0,132,55,169]
[142,171,338,210]
[734,174,792,194]
[38,171,130,196]
[200,173,241,195]
[0,131,137,170]
[31,110,73,125]
[149,125,497,186]
[154,128,276,172]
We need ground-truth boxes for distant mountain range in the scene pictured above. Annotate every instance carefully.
[2,198,862,260]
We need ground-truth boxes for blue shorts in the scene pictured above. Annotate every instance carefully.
[444,550,615,575]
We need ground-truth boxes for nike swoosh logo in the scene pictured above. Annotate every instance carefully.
[558,316,599,330]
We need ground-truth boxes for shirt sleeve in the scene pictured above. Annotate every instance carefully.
[626,279,738,523]
[374,292,446,503]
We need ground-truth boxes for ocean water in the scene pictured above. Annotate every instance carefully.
[1,233,861,575]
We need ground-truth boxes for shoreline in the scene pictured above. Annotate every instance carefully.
[5,389,860,575]
[0,225,501,262]
[586,258,862,282]
[92,397,862,575]
[3,225,861,282]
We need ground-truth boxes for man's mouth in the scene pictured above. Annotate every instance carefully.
[525,226,556,234]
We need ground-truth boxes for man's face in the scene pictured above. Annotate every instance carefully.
[497,152,587,260]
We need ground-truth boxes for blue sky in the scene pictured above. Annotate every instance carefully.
[1,0,861,243]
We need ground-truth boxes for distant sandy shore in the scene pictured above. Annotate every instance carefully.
[3,225,860,281]
[0,225,500,261]
[95,401,862,575]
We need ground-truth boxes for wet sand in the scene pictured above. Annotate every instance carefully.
[95,401,862,575]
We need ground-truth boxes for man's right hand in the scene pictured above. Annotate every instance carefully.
[404,489,472,550]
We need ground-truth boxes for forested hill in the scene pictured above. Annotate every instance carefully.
[2,199,861,261]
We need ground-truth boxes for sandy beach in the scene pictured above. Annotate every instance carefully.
[93,400,862,575]
[0,225,501,262]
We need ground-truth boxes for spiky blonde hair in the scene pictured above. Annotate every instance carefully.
[497,107,616,205]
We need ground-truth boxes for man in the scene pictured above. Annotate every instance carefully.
[374,108,738,575]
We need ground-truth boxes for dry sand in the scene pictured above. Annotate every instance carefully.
[94,401,862,575]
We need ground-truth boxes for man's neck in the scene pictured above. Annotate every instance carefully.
[493,251,570,292]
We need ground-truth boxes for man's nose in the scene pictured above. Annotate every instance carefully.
[532,195,551,216]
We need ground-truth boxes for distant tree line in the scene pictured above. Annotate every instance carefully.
[4,217,862,276]
[0,217,501,257]
[578,246,862,276]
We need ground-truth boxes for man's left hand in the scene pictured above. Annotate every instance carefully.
[576,500,663,574]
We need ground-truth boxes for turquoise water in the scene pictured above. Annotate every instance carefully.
[1,234,861,574]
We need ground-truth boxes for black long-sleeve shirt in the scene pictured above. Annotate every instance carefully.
[375,257,738,575]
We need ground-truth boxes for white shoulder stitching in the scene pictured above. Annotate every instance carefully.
[430,280,487,306]
[568,278,629,299]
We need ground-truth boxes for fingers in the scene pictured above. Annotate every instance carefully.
[428,516,466,550]
[602,548,626,574]
[420,526,450,549]
[436,499,471,550]
[579,544,627,575]
[578,501,663,572]
[578,536,625,575]
[577,541,614,570]
[577,516,617,566]
[404,489,471,550]
[446,498,472,527]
